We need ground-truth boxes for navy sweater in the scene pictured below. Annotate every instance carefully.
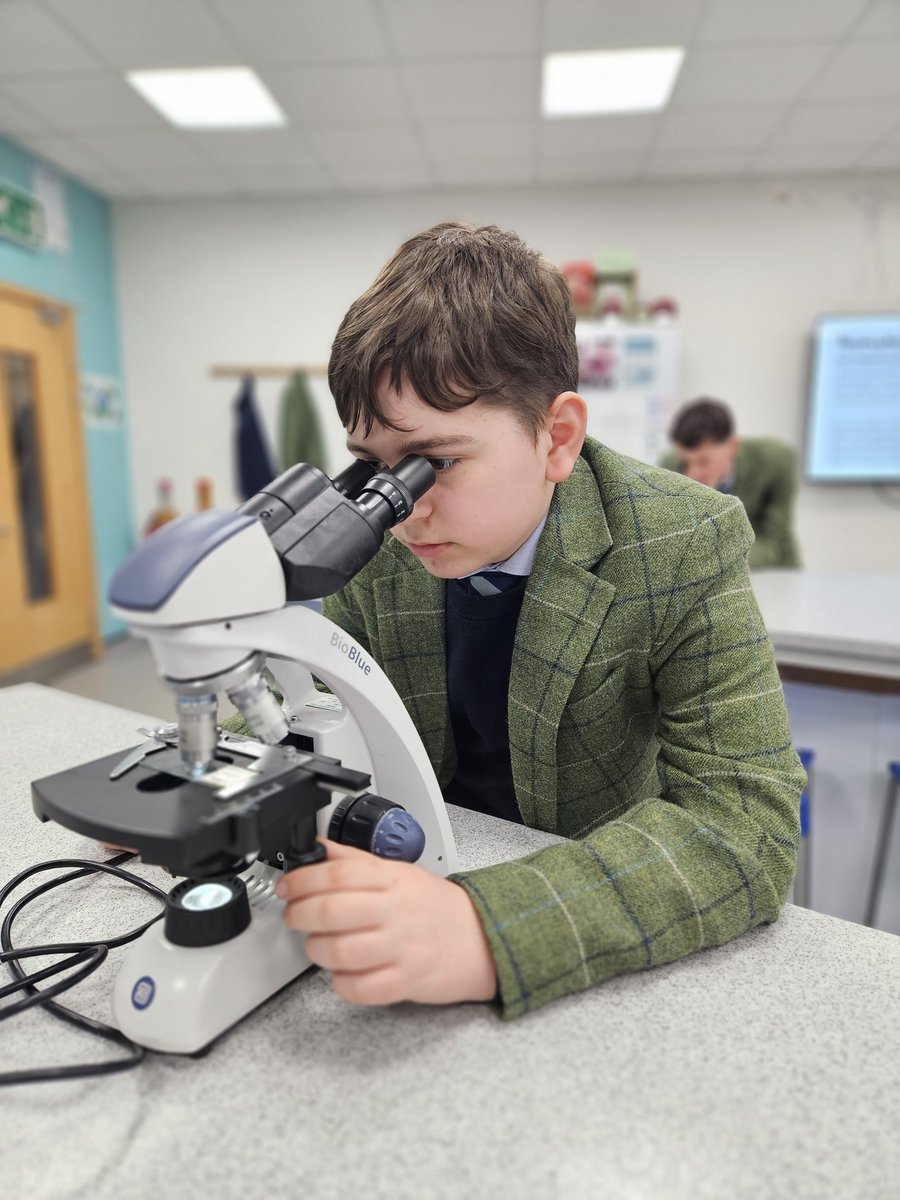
[443,577,527,824]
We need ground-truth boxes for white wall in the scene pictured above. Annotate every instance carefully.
[114,174,900,570]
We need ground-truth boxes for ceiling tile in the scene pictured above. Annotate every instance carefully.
[77,130,210,170]
[804,41,900,101]
[43,0,240,69]
[71,168,147,197]
[9,75,166,131]
[670,44,835,107]
[768,103,900,148]
[13,133,108,175]
[401,59,540,121]
[857,141,900,169]
[223,162,334,192]
[643,149,752,178]
[265,64,408,126]
[210,0,390,64]
[419,119,535,159]
[126,167,240,196]
[189,129,323,171]
[328,161,433,190]
[536,153,644,183]
[654,107,783,151]
[0,90,49,134]
[695,0,869,43]
[305,122,426,170]
[542,0,706,52]
[539,114,658,157]
[749,144,864,173]
[856,2,900,37]
[431,157,535,186]
[0,2,102,75]
[380,0,539,57]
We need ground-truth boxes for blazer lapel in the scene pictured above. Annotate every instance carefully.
[509,456,616,830]
[371,564,455,784]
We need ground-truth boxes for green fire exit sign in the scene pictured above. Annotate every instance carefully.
[0,180,46,250]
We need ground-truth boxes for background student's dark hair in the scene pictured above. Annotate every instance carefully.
[329,222,580,441]
[669,398,735,448]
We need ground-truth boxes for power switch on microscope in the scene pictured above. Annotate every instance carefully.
[328,795,426,863]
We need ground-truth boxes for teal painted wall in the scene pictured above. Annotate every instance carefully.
[0,134,133,638]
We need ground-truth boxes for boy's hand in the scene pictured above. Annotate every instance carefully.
[275,839,497,1006]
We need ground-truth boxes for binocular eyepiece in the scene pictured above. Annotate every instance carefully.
[239,455,436,601]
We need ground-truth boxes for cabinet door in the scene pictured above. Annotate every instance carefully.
[0,285,98,674]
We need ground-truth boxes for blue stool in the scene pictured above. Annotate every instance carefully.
[865,761,900,928]
[794,748,814,909]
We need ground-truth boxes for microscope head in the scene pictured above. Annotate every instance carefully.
[108,456,436,776]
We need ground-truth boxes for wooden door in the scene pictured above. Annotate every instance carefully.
[0,283,99,675]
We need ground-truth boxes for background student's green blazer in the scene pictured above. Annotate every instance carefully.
[325,438,805,1018]
[660,437,801,569]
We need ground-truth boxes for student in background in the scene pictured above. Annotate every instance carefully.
[661,397,801,569]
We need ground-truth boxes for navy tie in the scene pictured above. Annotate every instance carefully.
[468,571,522,596]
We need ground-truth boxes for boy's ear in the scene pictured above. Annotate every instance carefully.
[545,392,587,483]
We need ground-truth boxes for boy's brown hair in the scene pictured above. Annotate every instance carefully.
[328,222,579,440]
[670,397,735,448]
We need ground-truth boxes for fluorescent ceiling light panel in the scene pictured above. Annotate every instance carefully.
[542,48,685,117]
[127,67,286,129]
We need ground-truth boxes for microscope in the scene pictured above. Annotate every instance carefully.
[31,456,458,1054]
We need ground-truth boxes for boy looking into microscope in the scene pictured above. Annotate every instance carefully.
[275,222,805,1018]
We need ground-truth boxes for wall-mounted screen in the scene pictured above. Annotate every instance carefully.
[805,313,900,483]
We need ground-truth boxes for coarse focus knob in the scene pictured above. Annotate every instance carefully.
[328,794,426,863]
[164,876,251,947]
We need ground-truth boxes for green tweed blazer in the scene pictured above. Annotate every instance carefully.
[661,437,801,569]
[324,437,805,1019]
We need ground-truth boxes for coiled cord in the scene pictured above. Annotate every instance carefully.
[0,853,167,1086]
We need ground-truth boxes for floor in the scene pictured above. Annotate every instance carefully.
[41,636,900,937]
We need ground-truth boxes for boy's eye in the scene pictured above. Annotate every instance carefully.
[427,457,457,473]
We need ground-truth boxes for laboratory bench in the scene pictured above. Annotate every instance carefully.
[1,684,898,1200]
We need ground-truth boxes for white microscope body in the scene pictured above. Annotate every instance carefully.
[35,457,457,1054]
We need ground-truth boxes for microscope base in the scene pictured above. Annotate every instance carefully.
[113,893,312,1055]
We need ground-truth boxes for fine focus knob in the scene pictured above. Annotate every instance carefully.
[164,876,251,947]
[328,794,426,863]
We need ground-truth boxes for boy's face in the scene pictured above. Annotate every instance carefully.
[676,436,739,489]
[346,378,558,578]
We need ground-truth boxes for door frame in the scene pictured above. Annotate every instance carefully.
[0,280,101,671]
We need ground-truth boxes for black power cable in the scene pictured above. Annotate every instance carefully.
[0,853,167,1086]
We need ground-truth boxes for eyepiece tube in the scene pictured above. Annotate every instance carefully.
[331,458,377,499]
[355,455,436,532]
[389,454,438,506]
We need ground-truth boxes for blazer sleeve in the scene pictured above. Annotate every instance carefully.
[451,500,805,1019]
[746,444,800,569]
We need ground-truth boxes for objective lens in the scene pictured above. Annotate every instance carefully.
[175,693,219,776]
[228,672,289,745]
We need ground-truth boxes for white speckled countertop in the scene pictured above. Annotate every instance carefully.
[2,684,899,1200]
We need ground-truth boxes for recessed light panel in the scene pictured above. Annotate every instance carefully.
[127,67,286,129]
[542,48,685,117]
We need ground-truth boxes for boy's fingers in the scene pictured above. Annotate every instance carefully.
[276,840,393,900]
[282,891,386,934]
[304,930,392,974]
[318,837,367,861]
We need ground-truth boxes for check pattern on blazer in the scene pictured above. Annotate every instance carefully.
[324,437,805,1018]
